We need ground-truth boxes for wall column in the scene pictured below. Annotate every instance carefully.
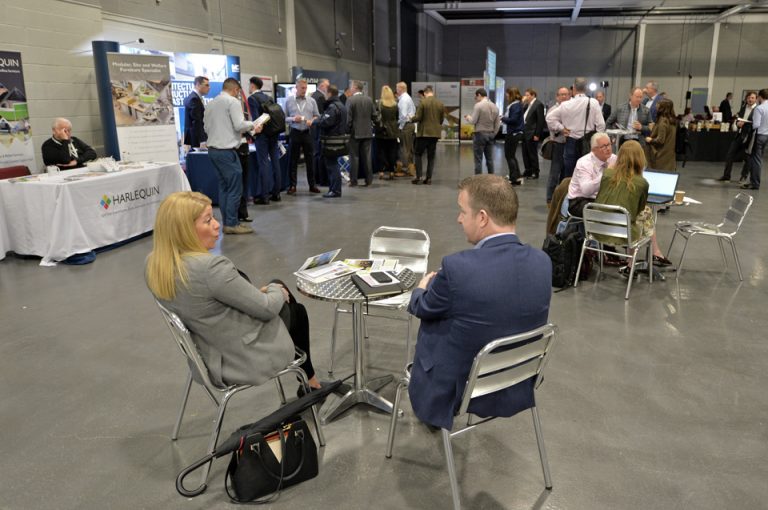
[285,0,298,74]
[706,22,721,106]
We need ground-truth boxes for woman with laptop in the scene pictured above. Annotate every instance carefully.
[145,191,322,392]
[595,141,673,266]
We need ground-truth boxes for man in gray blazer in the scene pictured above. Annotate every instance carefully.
[346,80,378,186]
[606,86,651,147]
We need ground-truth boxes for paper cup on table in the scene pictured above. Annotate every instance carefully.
[46,165,60,174]
[674,190,685,205]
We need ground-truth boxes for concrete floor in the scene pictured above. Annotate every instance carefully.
[1,144,766,510]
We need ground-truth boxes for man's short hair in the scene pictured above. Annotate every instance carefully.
[222,77,240,91]
[352,80,364,92]
[327,84,339,97]
[396,81,407,91]
[590,132,610,148]
[249,76,263,89]
[318,78,329,88]
[573,77,587,93]
[52,117,71,129]
[526,88,538,97]
[630,86,643,96]
[424,85,433,94]
[726,92,733,98]
[646,81,659,92]
[296,78,308,86]
[759,88,768,100]
[475,88,487,98]
[458,175,518,226]
[194,76,209,86]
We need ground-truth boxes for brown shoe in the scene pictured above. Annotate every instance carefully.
[407,163,416,176]
[309,186,321,193]
[287,186,297,195]
[223,224,254,235]
[423,179,432,185]
[394,171,407,177]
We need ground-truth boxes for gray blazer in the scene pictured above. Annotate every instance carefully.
[346,93,378,139]
[606,102,652,141]
[155,254,294,387]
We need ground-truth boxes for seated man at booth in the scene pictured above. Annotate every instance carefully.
[566,132,616,218]
[407,174,552,430]
[41,118,97,170]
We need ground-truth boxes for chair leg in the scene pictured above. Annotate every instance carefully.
[442,429,462,510]
[666,230,679,259]
[625,251,637,300]
[385,379,407,458]
[531,407,553,490]
[275,377,287,405]
[171,371,194,440]
[573,242,588,287]
[675,236,691,280]
[290,367,326,447]
[598,243,604,277]
[200,390,234,488]
[647,244,653,284]
[405,315,412,367]
[717,238,728,267]
[729,238,744,281]
[329,304,340,377]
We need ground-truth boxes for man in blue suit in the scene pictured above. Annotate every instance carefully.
[644,80,662,123]
[183,76,210,148]
[407,174,552,430]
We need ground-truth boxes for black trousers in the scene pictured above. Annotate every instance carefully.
[289,129,316,188]
[415,137,438,180]
[236,142,250,219]
[377,138,398,175]
[521,136,540,177]
[504,132,523,181]
[721,136,748,180]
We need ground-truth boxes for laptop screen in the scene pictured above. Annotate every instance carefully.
[644,170,679,200]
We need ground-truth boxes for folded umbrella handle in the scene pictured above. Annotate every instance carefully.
[175,453,215,497]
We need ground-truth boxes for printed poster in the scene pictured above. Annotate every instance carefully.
[435,82,460,141]
[107,53,178,163]
[0,51,34,170]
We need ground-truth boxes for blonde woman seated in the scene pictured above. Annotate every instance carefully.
[594,140,673,267]
[145,191,322,391]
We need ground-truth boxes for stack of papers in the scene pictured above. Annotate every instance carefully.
[294,250,400,284]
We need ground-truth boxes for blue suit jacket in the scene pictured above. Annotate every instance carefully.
[648,95,662,123]
[407,234,552,429]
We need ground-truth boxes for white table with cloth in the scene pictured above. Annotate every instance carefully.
[0,162,190,265]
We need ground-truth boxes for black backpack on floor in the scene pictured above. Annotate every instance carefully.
[542,224,590,289]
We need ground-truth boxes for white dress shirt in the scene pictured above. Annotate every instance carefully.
[398,92,416,129]
[545,94,606,139]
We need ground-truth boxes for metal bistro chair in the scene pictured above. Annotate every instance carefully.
[575,203,653,300]
[667,192,753,281]
[155,301,326,488]
[385,324,558,510]
[328,226,430,376]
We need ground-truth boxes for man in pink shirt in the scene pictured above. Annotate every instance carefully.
[566,132,616,217]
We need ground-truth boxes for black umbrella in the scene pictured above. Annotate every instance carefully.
[176,380,342,497]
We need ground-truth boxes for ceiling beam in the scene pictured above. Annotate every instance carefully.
[571,0,584,21]
[439,13,768,25]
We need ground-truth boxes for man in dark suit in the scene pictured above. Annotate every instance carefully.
[644,80,662,122]
[719,92,733,123]
[346,80,378,186]
[311,79,329,186]
[596,90,611,120]
[521,88,545,179]
[183,76,210,148]
[411,85,444,185]
[407,174,552,430]
[718,90,757,182]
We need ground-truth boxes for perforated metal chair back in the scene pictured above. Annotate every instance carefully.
[368,226,430,275]
[156,301,224,392]
[721,192,753,235]
[582,203,634,246]
[457,324,557,417]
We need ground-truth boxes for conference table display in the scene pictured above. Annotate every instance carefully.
[0,161,190,265]
[683,130,739,162]
[296,267,417,423]
[185,145,290,205]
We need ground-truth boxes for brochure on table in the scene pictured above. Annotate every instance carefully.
[295,250,399,284]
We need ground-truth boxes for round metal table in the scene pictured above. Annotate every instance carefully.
[297,268,417,423]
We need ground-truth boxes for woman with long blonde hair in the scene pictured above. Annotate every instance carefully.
[376,85,400,179]
[146,191,322,389]
[595,140,672,265]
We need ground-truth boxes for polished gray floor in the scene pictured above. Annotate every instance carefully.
[1,144,766,510]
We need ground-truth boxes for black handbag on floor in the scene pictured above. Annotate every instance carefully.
[225,417,318,503]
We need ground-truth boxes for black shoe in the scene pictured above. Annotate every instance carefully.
[270,194,282,202]
[529,174,540,180]
[412,178,422,185]
[522,172,533,178]
[741,183,759,190]
[653,255,673,266]
[423,179,432,185]
[323,191,341,198]
[716,176,730,182]
[253,197,269,205]
[238,216,253,222]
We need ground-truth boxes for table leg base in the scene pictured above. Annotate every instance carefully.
[320,376,395,424]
